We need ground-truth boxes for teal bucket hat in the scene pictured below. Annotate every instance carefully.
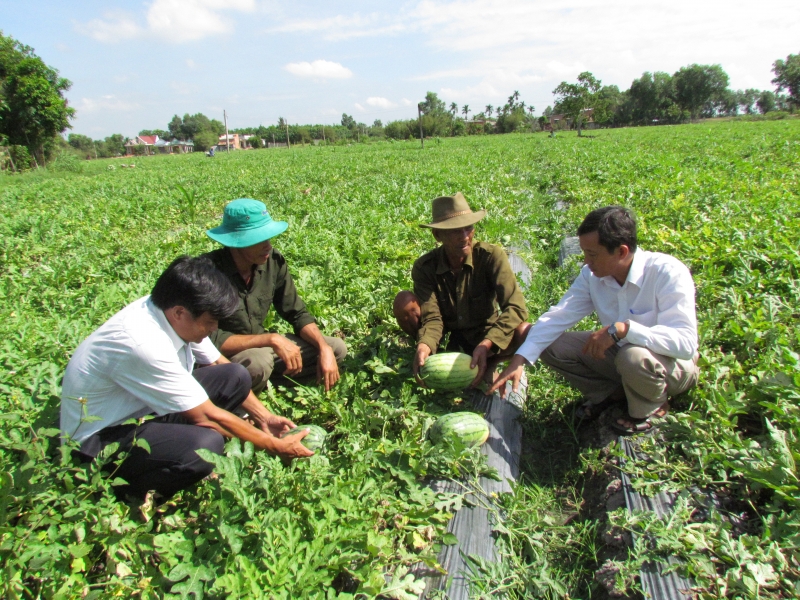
[206,199,288,248]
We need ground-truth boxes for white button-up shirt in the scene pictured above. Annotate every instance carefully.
[61,296,221,443]
[517,249,698,365]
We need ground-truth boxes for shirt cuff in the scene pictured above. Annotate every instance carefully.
[625,320,649,348]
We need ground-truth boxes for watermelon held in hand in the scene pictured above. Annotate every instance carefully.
[429,412,490,447]
[419,352,478,391]
[281,425,327,452]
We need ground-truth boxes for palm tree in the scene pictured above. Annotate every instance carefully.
[462,105,470,120]
[449,102,458,116]
[485,104,493,118]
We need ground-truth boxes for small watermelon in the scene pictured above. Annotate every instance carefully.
[419,352,478,391]
[430,412,490,447]
[281,425,327,452]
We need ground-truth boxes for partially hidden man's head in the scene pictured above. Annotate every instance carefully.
[151,256,238,320]
[577,206,638,254]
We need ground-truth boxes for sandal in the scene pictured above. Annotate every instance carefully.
[609,404,668,436]
[574,395,620,423]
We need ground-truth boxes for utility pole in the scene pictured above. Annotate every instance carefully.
[272,133,275,148]
[322,125,325,143]
[285,121,291,148]
[417,103,424,149]
[223,110,230,154]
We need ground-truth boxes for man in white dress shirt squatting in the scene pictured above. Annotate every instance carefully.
[61,256,313,501]
[489,206,699,435]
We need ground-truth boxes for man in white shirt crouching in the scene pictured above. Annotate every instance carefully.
[61,255,312,501]
[489,206,699,435]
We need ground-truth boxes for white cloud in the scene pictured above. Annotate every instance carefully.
[78,95,139,113]
[75,0,256,43]
[268,12,407,41]
[354,103,366,112]
[75,11,143,42]
[186,59,197,69]
[284,60,353,79]
[366,96,397,108]
[401,98,413,106]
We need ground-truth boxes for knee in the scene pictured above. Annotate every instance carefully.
[229,363,253,399]
[615,345,660,377]
[540,332,580,366]
[234,348,275,380]
[329,337,348,363]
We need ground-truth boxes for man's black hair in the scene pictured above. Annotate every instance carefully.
[577,206,638,253]
[151,256,238,319]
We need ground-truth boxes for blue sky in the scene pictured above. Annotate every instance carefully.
[2,0,798,139]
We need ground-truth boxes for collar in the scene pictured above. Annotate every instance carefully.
[625,250,645,287]
[434,243,475,275]
[148,297,186,355]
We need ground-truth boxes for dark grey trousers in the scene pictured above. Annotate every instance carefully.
[76,363,251,499]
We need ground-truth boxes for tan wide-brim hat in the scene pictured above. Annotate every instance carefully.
[420,192,487,229]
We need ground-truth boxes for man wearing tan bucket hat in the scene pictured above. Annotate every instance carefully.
[393,192,530,386]
[203,199,347,393]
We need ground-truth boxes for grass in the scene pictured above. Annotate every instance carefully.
[1,119,799,598]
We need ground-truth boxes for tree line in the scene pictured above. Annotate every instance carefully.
[2,25,798,168]
[548,59,798,136]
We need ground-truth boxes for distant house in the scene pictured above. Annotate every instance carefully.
[218,133,240,150]
[124,135,159,155]
[548,108,597,131]
[124,136,194,156]
[170,140,194,153]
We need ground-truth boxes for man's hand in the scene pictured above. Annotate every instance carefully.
[413,343,432,385]
[316,344,340,391]
[257,413,297,437]
[275,428,314,458]
[487,354,527,399]
[469,340,493,387]
[582,322,627,360]
[269,335,303,375]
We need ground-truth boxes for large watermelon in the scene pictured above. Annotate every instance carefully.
[419,352,478,391]
[429,412,490,447]
[281,425,327,452]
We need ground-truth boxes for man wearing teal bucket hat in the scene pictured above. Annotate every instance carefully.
[204,199,346,393]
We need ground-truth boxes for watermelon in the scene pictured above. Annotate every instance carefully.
[419,352,478,391]
[429,412,490,447]
[281,425,327,452]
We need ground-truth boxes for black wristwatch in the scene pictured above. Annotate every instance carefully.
[608,323,621,343]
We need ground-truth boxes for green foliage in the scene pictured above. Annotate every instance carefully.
[1,122,799,597]
[673,63,730,118]
[772,52,800,110]
[0,31,75,165]
[553,72,602,135]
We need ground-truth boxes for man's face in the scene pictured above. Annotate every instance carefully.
[433,225,475,260]
[237,239,273,265]
[579,231,625,278]
[174,309,219,344]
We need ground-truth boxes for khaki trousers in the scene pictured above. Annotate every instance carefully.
[230,334,347,393]
[540,331,698,419]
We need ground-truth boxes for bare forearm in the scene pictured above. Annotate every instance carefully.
[298,323,327,350]
[219,333,279,357]
[194,408,282,453]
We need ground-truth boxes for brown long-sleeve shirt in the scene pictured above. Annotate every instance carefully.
[412,242,528,354]
[203,247,316,349]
